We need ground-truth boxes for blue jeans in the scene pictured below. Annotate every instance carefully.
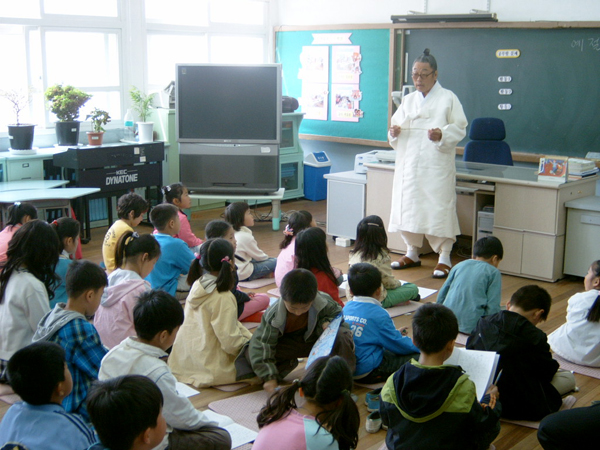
[247,257,277,281]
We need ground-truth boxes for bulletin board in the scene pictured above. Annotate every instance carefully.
[275,27,392,144]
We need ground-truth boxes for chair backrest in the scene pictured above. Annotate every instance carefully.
[463,117,513,166]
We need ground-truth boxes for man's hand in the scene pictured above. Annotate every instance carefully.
[389,125,401,138]
[428,128,442,142]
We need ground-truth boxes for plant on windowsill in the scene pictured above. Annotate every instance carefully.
[45,84,92,146]
[86,108,111,146]
[0,87,36,153]
[129,86,155,143]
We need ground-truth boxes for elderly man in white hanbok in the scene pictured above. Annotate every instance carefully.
[388,49,468,278]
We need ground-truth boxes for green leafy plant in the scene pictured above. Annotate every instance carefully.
[45,84,92,122]
[86,108,111,132]
[0,88,32,125]
[129,86,155,122]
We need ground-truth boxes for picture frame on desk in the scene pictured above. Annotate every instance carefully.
[538,156,569,183]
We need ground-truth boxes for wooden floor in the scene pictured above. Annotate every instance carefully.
[1,198,597,449]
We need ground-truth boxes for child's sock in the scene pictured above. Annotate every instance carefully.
[406,246,420,262]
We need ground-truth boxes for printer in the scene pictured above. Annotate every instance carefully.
[354,150,379,174]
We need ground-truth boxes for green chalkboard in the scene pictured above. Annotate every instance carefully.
[276,29,390,142]
[400,28,600,156]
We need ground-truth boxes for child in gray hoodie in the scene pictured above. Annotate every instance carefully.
[33,260,107,422]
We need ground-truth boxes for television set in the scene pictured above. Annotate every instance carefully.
[176,63,282,194]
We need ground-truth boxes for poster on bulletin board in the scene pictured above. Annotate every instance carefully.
[276,28,391,143]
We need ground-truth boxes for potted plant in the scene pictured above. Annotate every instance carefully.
[45,84,92,146]
[86,108,111,146]
[129,86,155,143]
[0,88,36,153]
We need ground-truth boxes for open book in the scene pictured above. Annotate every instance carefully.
[445,347,500,401]
[306,314,343,368]
[202,410,258,448]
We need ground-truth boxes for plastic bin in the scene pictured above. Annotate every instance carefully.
[303,151,331,201]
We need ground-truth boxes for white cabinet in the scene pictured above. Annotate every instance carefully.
[324,171,366,240]
[6,159,44,181]
[564,196,600,277]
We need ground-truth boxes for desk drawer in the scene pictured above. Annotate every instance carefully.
[6,160,44,181]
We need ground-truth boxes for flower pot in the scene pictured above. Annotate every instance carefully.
[8,124,35,150]
[137,122,154,143]
[55,121,81,146]
[87,131,104,146]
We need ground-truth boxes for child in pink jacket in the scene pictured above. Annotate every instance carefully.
[161,183,203,253]
[94,232,161,348]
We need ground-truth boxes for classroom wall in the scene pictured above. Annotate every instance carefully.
[276,0,600,25]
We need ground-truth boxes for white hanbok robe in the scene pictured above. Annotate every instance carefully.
[548,289,600,367]
[388,82,468,240]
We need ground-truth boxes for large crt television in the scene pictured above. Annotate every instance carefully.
[176,63,282,194]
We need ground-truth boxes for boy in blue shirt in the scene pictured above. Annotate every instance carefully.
[343,263,419,384]
[436,236,503,334]
[0,342,96,449]
[33,260,108,421]
[146,204,195,297]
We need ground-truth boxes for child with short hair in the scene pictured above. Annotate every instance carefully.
[87,375,167,450]
[0,342,96,449]
[381,303,501,450]
[436,236,504,333]
[247,268,356,392]
[295,227,343,307]
[204,220,269,321]
[103,192,148,273]
[343,263,420,383]
[254,355,359,450]
[94,231,161,348]
[169,238,252,387]
[146,203,195,297]
[0,220,59,381]
[0,201,37,265]
[33,260,108,421]
[467,285,576,421]
[224,202,276,281]
[50,217,81,307]
[99,289,231,450]
[349,215,419,307]
[274,210,314,287]
[161,182,203,253]
[549,259,600,367]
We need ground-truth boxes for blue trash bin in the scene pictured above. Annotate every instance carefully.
[304,151,331,201]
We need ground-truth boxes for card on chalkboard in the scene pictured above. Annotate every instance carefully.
[538,156,569,183]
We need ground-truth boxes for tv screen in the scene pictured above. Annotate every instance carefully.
[176,64,282,144]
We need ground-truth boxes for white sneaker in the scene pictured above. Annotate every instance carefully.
[366,411,383,433]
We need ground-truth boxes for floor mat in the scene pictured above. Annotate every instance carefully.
[500,395,577,429]
[213,382,250,392]
[385,301,423,318]
[238,278,276,289]
[554,355,600,380]
[208,390,271,432]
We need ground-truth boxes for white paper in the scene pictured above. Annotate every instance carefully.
[202,410,258,448]
[445,347,499,401]
[175,382,200,398]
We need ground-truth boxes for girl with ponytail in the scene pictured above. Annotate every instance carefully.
[254,355,360,450]
[94,231,161,348]
[0,202,37,266]
[549,260,600,367]
[274,210,314,287]
[49,217,81,307]
[169,238,252,387]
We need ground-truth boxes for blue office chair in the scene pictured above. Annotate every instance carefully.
[463,117,514,166]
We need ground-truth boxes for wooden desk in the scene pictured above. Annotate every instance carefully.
[365,161,597,282]
[189,188,286,231]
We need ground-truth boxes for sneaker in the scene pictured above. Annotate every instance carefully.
[366,411,382,433]
[365,388,382,412]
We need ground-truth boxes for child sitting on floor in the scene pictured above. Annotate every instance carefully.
[274,210,314,287]
[169,238,252,387]
[204,220,269,321]
[87,375,167,450]
[0,201,37,266]
[381,303,501,450]
[0,342,96,449]
[50,217,80,307]
[343,263,420,384]
[224,202,276,281]
[161,182,203,253]
[94,231,161,348]
[436,236,503,334]
[349,215,419,307]
[467,285,576,421]
[33,260,108,421]
[103,193,148,273]
[99,289,231,450]
[548,259,600,367]
[146,204,195,297]
[253,355,359,450]
[245,268,356,392]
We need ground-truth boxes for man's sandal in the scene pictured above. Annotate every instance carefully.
[391,255,422,270]
[432,263,451,279]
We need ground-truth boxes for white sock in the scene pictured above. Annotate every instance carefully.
[438,250,452,268]
[406,246,420,262]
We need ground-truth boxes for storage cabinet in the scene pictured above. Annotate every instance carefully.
[280,112,305,200]
[6,159,44,181]
[324,171,366,240]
